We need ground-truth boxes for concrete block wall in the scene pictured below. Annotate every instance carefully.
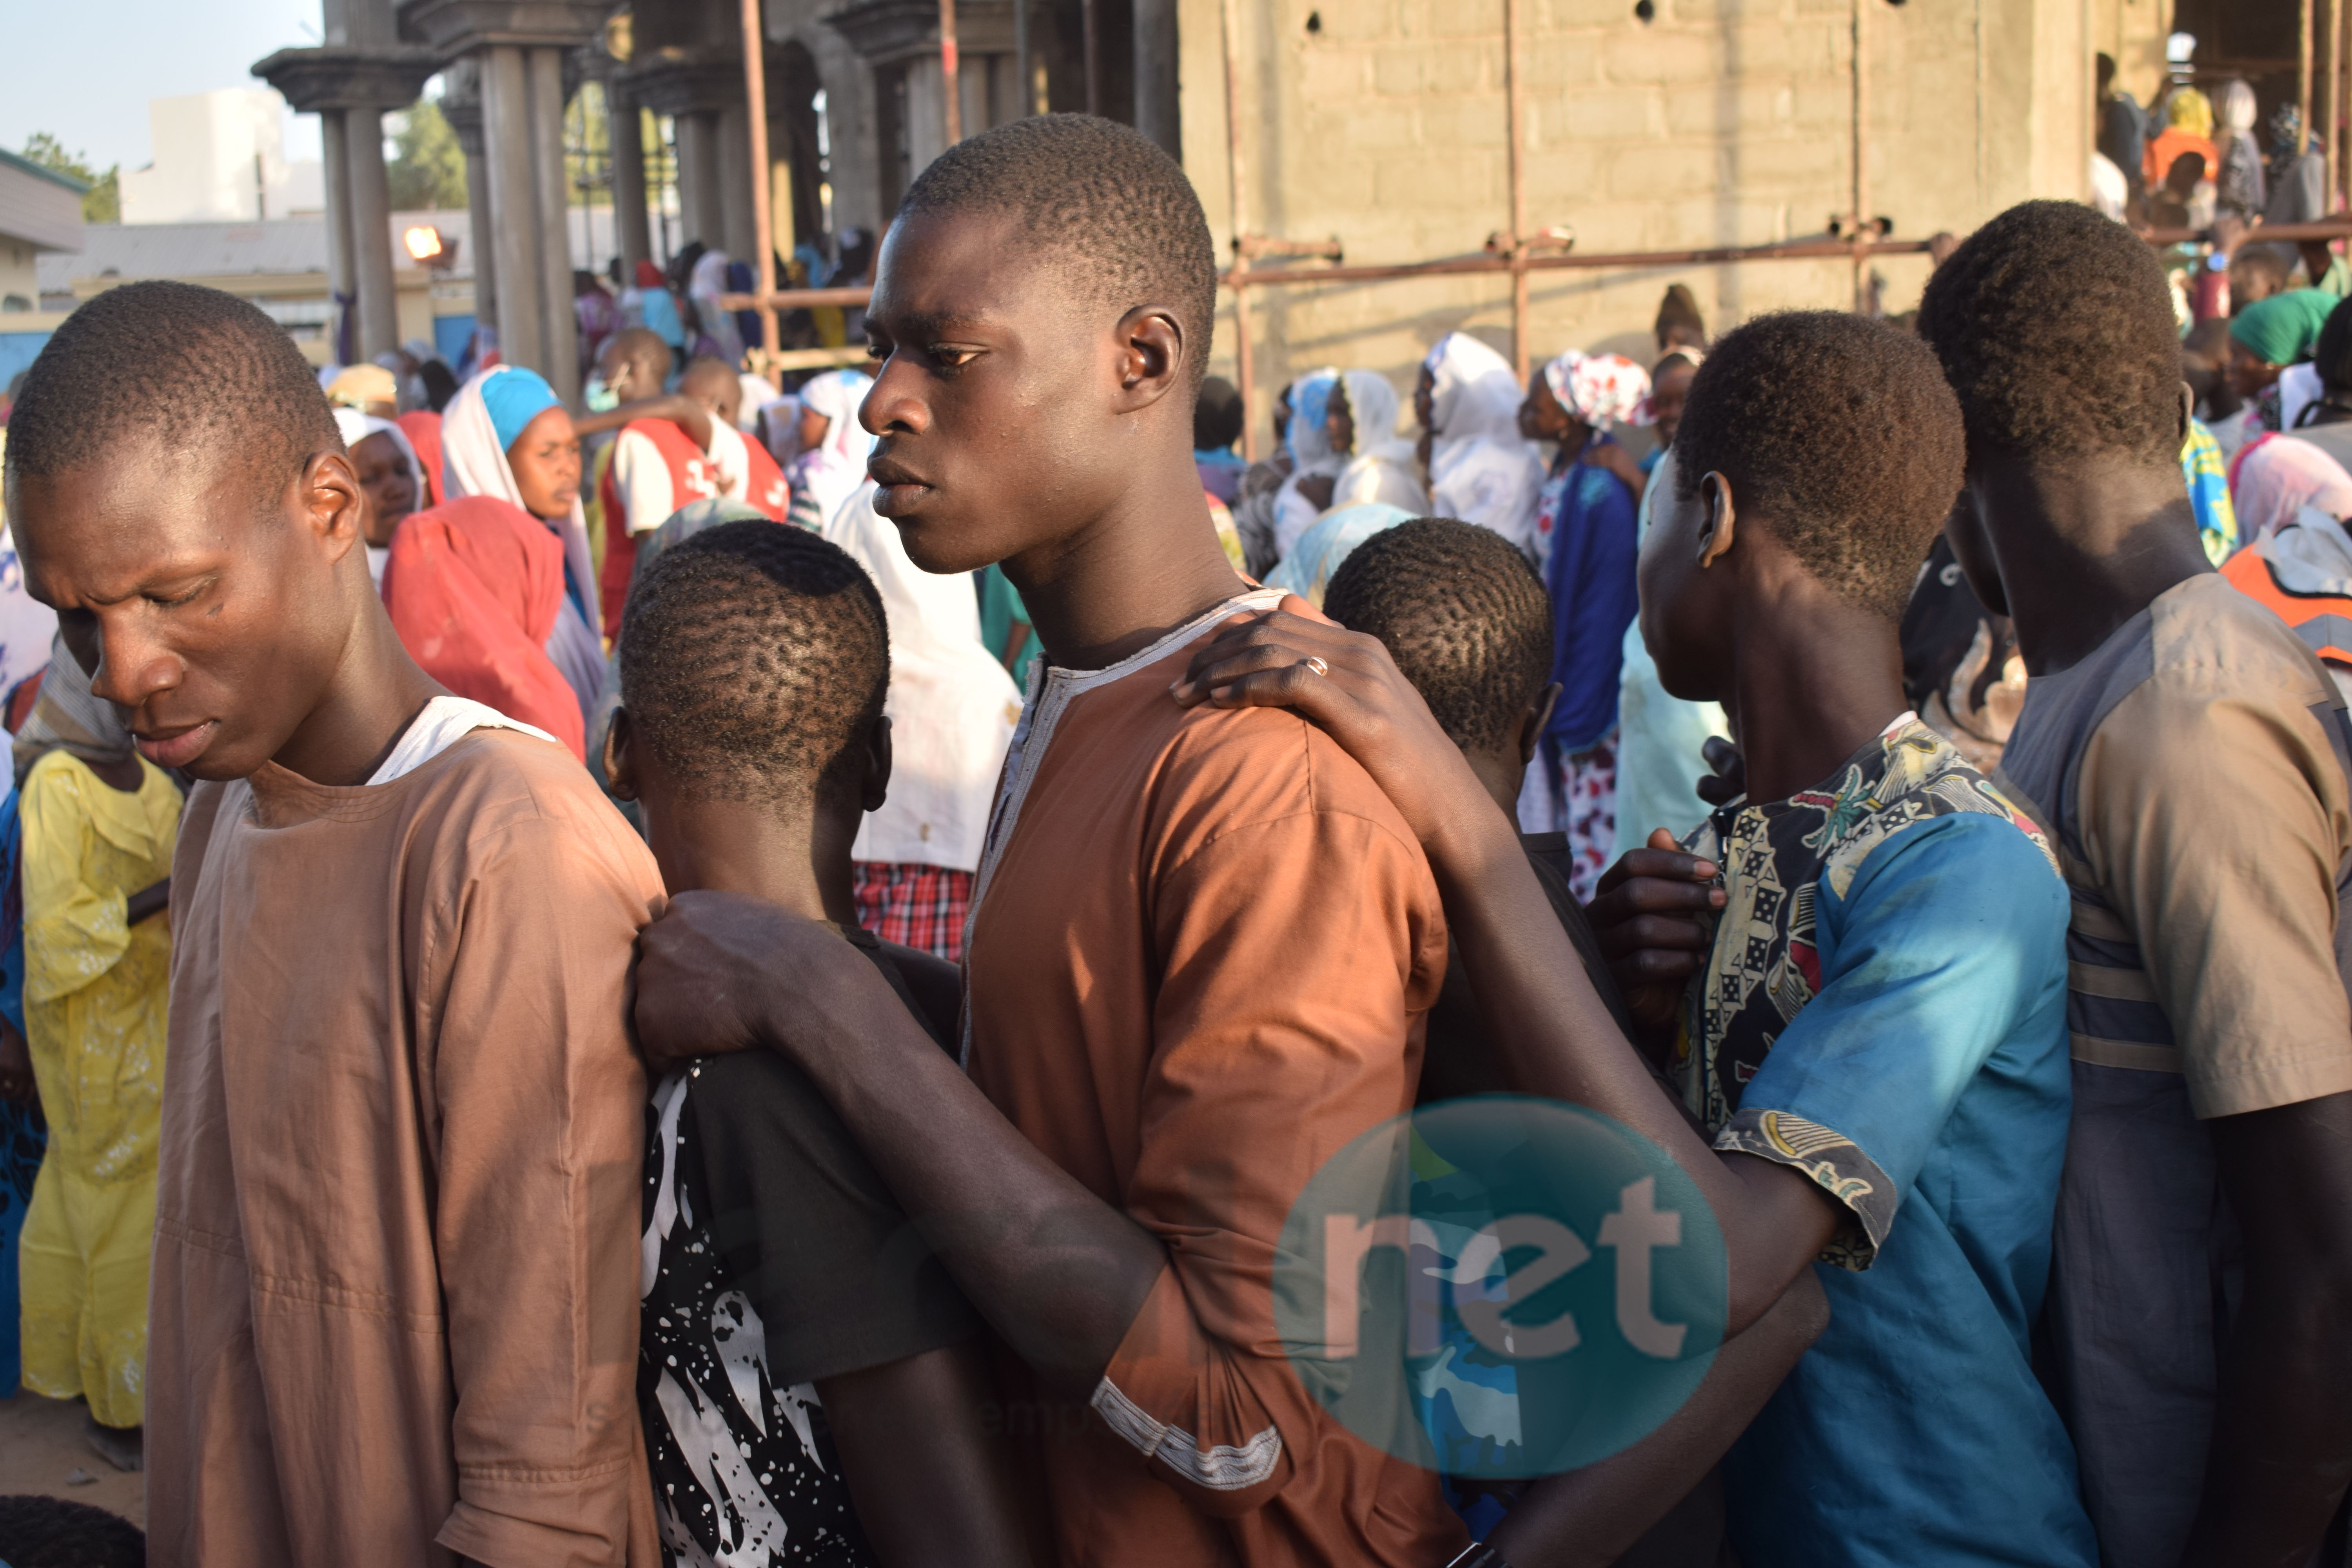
[1181,0,2092,440]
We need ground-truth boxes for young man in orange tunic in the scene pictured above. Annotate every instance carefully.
[632,116,1467,1565]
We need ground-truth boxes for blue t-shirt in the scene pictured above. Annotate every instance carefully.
[1678,718,2096,1568]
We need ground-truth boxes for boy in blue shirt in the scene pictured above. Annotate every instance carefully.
[1172,310,2095,1566]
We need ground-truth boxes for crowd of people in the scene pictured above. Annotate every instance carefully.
[0,106,2344,1568]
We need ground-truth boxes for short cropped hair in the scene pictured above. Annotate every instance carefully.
[2230,245,2292,296]
[619,521,890,807]
[0,1494,147,1568]
[1323,518,1555,754]
[1195,376,1245,451]
[1673,310,1965,621]
[1916,200,2183,466]
[897,114,1218,387]
[4,280,339,507]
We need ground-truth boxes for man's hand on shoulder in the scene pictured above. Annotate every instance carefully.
[633,890,867,1075]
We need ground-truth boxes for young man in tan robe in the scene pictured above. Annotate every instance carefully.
[3,280,662,1566]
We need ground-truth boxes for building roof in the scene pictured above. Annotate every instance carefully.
[36,219,328,290]
[0,149,87,196]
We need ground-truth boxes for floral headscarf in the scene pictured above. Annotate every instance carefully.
[1542,350,1654,431]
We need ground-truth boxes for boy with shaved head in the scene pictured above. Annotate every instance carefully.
[634,115,1466,1565]
[4,281,661,1565]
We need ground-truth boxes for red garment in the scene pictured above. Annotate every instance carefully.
[381,497,587,759]
[397,410,446,507]
[737,434,790,521]
[597,418,723,639]
[635,259,664,289]
[851,862,973,961]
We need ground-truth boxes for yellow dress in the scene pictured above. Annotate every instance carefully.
[17,750,178,1425]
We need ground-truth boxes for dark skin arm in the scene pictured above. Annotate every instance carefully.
[818,1339,1042,1568]
[571,392,715,450]
[2178,1093,2352,1567]
[1169,608,1840,1337]
[0,1016,34,1108]
[125,878,169,927]
[634,904,1165,1395]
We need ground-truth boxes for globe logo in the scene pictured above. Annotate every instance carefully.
[1275,1095,1728,1477]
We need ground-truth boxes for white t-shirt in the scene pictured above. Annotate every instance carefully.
[367,695,560,786]
[611,420,764,538]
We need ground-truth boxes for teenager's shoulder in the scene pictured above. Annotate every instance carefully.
[422,728,658,873]
[1810,721,2059,905]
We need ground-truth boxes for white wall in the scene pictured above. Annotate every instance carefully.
[120,89,322,225]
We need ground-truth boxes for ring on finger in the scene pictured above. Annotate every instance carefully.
[1298,656,1330,677]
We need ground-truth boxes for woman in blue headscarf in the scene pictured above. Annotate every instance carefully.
[439,366,607,721]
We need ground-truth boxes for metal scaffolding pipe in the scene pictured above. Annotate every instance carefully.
[2331,0,2344,208]
[1221,0,1256,460]
[1504,0,1529,380]
[1083,0,1102,117]
[1851,0,1869,310]
[2304,0,2317,156]
[742,0,779,363]
[940,0,962,146]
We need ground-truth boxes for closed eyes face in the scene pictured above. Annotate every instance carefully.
[11,439,366,780]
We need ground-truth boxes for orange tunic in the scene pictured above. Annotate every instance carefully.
[145,730,663,1567]
[964,588,1466,1567]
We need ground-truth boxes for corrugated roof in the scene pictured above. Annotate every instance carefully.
[36,220,328,289]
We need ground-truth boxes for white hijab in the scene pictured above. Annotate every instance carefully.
[333,406,423,590]
[1422,334,1545,555]
[1313,370,1427,551]
[439,368,607,717]
[788,370,878,533]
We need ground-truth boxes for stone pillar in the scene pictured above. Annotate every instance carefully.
[346,104,401,359]
[440,60,496,336]
[610,85,652,276]
[530,45,581,405]
[676,111,722,249]
[717,101,759,265]
[483,42,546,377]
[1133,0,1180,160]
[318,108,358,363]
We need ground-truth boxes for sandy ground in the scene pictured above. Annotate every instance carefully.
[0,1387,144,1531]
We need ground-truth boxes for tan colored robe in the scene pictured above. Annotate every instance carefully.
[146,729,662,1568]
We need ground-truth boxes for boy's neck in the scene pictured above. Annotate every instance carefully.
[1971,452,2213,678]
[1726,577,1910,807]
[1002,447,1249,672]
[646,795,862,927]
[272,598,445,788]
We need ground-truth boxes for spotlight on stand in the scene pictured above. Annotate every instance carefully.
[403,227,458,270]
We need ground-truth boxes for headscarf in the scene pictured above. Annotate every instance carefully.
[2166,87,2215,140]
[1324,368,1428,524]
[1285,369,1345,475]
[1264,503,1417,608]
[1542,350,1654,431]
[396,410,445,506]
[635,259,664,289]
[11,633,133,785]
[2231,434,2352,540]
[477,369,561,451]
[2230,288,2339,367]
[1425,333,1524,444]
[326,363,398,412]
[332,406,422,485]
[381,497,586,758]
[688,249,744,367]
[440,367,605,719]
[785,370,877,533]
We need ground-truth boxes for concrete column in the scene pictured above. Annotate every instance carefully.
[346,104,401,360]
[530,45,581,405]
[717,100,759,265]
[610,87,652,276]
[1133,0,1180,160]
[461,138,496,333]
[676,111,722,249]
[483,42,545,376]
[319,109,358,363]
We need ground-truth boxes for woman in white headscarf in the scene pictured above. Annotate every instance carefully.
[331,407,423,590]
[437,365,607,720]
[786,369,879,533]
[1418,332,1546,555]
[1271,369,1427,561]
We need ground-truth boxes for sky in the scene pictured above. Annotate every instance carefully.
[0,0,327,174]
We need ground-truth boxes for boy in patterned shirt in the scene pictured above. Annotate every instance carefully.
[1178,312,2099,1566]
[606,521,1030,1566]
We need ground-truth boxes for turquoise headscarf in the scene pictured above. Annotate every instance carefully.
[2230,288,2339,366]
[478,367,562,450]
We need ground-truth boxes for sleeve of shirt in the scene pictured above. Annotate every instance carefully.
[704,423,752,503]
[1713,812,2069,1269]
[611,428,674,538]
[19,760,128,1006]
[2078,670,2352,1117]
[1092,770,1446,1516]
[688,1047,981,1387]
[424,804,658,1566]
